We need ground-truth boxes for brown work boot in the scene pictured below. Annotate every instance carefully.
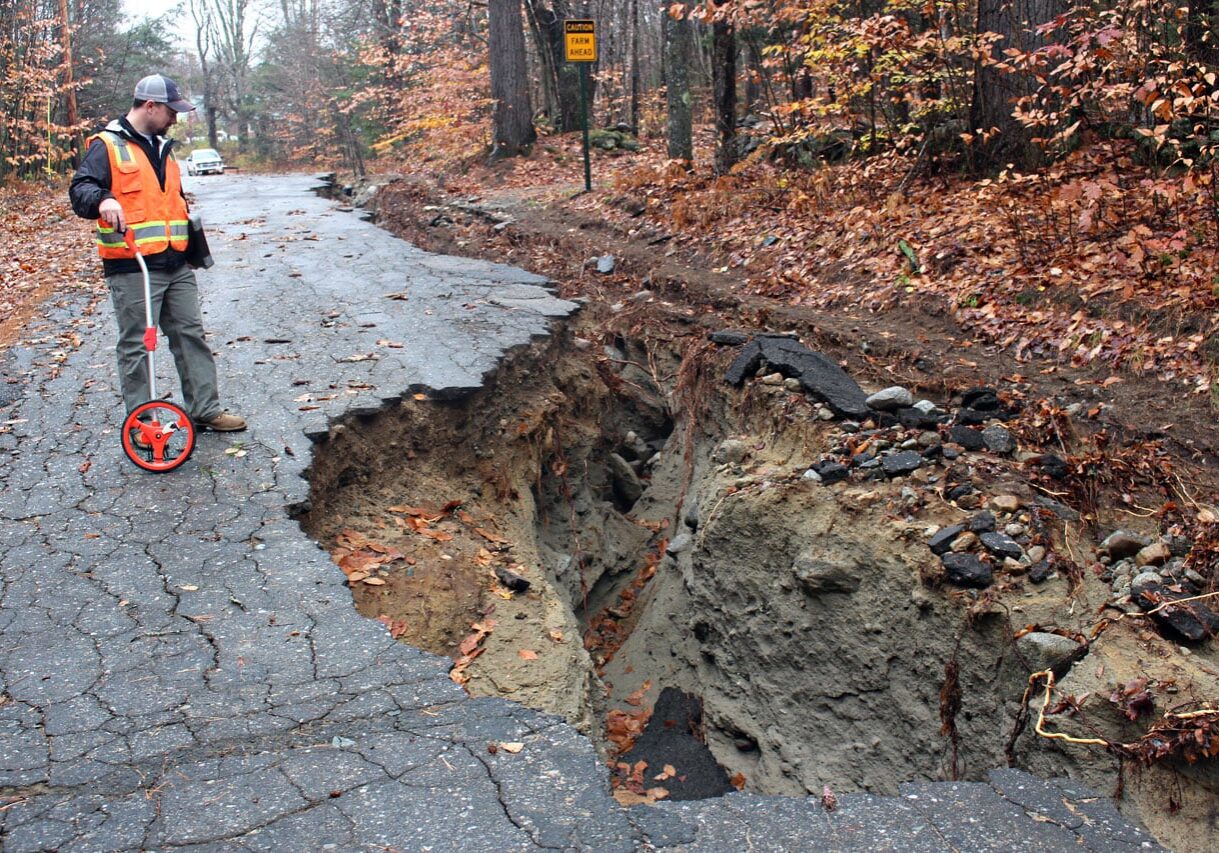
[202,412,247,432]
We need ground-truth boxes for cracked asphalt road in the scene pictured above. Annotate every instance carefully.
[0,175,1166,851]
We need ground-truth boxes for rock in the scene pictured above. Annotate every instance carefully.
[961,387,1001,411]
[1131,571,1163,597]
[1098,531,1151,561]
[866,386,914,411]
[1026,545,1047,563]
[916,431,940,448]
[1135,582,1219,642]
[954,408,990,426]
[941,553,993,587]
[1028,560,1051,583]
[595,254,616,274]
[1135,542,1171,567]
[802,468,822,482]
[712,439,749,465]
[684,502,699,530]
[928,524,965,556]
[1032,454,1070,479]
[812,460,849,484]
[793,550,861,594]
[783,377,803,391]
[980,531,1024,560]
[981,425,1016,455]
[709,329,750,346]
[950,531,980,553]
[667,533,693,556]
[816,407,836,421]
[968,511,996,533]
[494,565,531,593]
[882,450,923,477]
[761,372,785,386]
[1033,495,1079,521]
[608,452,643,506]
[896,407,947,429]
[913,399,939,415]
[1015,632,1084,674]
[948,425,985,451]
[990,494,1022,513]
[946,483,976,502]
[1005,523,1026,537]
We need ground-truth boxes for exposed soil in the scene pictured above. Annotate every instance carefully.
[299,173,1219,851]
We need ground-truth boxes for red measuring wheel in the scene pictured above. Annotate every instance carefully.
[121,400,196,472]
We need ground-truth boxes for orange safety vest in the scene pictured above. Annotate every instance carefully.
[90,130,189,259]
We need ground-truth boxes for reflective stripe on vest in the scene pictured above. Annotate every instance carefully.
[89,130,190,260]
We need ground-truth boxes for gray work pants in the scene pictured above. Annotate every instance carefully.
[106,264,221,422]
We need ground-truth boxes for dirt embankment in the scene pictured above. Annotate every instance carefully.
[299,174,1219,851]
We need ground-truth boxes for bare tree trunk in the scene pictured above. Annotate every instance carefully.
[971,0,1065,168]
[57,0,80,162]
[489,0,536,159]
[523,0,584,132]
[712,16,736,174]
[663,5,692,160]
[628,0,640,133]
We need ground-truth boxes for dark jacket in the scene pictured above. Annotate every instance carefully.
[69,117,188,276]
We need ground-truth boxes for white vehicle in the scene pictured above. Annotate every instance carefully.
[185,148,224,176]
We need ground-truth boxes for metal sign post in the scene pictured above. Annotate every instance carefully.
[563,19,597,193]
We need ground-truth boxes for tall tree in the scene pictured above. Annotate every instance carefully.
[971,0,1066,168]
[663,4,692,160]
[488,0,536,159]
[712,8,736,173]
[524,0,586,132]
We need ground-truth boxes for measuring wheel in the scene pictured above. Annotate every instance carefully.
[121,400,196,473]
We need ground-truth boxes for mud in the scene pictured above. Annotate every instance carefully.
[298,178,1219,851]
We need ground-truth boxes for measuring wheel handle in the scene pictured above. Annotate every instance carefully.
[121,401,196,473]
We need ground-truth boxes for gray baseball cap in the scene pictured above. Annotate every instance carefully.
[133,74,196,112]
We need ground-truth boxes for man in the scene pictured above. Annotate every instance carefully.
[70,74,246,434]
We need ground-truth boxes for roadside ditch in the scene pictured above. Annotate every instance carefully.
[293,178,1219,851]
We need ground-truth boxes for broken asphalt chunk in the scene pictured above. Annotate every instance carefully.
[709,329,750,346]
[980,531,1024,560]
[723,337,869,418]
[928,524,965,556]
[941,552,994,588]
[1135,582,1219,642]
[881,450,922,477]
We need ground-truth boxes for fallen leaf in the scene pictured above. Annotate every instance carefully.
[518,649,538,660]
[362,576,386,585]
[499,742,524,753]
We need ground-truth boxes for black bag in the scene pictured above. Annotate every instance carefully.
[185,213,214,269]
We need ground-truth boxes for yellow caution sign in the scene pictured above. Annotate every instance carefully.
[564,20,597,63]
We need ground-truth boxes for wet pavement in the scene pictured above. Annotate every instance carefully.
[0,174,1166,850]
